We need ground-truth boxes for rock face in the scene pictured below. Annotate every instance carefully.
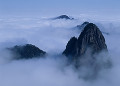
[63,23,110,79]
[9,44,46,59]
[63,37,77,58]
[54,15,74,20]
[63,23,107,58]
[77,23,107,56]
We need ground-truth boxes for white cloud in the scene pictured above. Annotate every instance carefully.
[0,16,120,86]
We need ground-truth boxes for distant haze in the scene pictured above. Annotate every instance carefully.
[0,0,120,18]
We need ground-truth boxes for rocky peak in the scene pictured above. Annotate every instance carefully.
[77,23,107,56]
[63,23,107,58]
[63,23,110,79]
[54,15,74,20]
[8,44,46,59]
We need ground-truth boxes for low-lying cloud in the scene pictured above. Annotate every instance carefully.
[0,16,120,86]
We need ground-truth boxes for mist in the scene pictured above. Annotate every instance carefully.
[0,16,120,86]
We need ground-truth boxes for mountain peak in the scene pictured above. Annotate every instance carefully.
[76,21,89,30]
[54,15,74,20]
[63,22,110,78]
[8,44,46,59]
[63,23,107,57]
[77,23,107,56]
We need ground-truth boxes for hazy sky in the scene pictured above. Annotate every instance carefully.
[0,0,120,17]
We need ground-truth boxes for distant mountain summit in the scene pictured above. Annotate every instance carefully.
[54,15,74,20]
[76,21,89,30]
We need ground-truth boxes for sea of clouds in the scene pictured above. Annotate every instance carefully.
[0,16,120,86]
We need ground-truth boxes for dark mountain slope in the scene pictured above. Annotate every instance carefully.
[8,44,46,59]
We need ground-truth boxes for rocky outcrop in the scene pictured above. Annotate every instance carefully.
[63,23,107,58]
[54,15,74,20]
[63,23,110,79]
[8,44,46,59]
[63,37,77,58]
[77,23,107,56]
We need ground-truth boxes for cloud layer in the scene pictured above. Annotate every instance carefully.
[0,16,120,86]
